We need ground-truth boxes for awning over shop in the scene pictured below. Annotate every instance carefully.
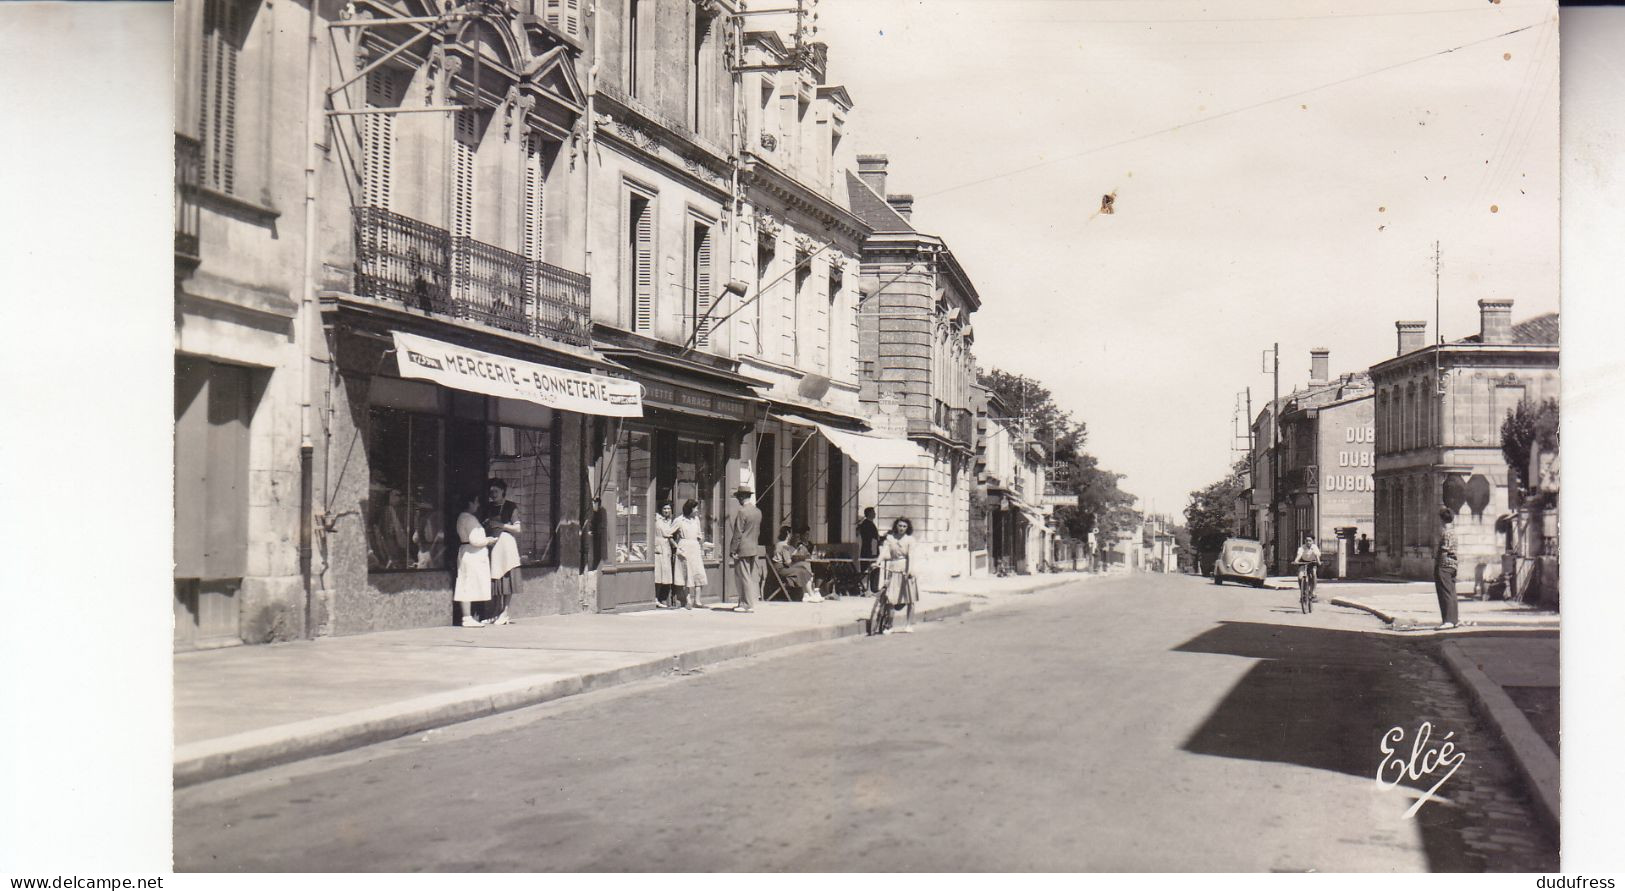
[778,414,927,468]
[391,330,643,417]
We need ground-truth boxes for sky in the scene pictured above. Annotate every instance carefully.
[816,0,1560,518]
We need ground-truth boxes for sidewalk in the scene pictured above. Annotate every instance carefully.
[174,570,1101,786]
[1324,582,1559,631]
[1308,581,1560,833]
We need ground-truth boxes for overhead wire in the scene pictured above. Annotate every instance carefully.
[911,20,1540,203]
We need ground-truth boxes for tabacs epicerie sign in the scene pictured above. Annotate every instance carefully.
[391,330,643,418]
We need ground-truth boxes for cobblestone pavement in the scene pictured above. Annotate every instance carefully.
[174,573,1557,872]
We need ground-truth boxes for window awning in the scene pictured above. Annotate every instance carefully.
[391,330,643,418]
[778,414,927,468]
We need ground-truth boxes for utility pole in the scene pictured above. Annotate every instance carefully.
[1261,342,1280,573]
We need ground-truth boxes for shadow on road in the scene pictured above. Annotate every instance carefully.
[1171,621,1555,872]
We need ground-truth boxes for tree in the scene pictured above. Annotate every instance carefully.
[978,368,1138,543]
[1184,460,1247,573]
[1501,397,1558,494]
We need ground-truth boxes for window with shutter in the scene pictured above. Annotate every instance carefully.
[827,267,842,375]
[628,193,654,332]
[542,0,581,39]
[522,134,546,261]
[452,110,479,240]
[199,0,240,194]
[690,220,713,347]
[362,69,396,211]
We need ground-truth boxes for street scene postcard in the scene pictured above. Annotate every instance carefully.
[8,0,1624,881]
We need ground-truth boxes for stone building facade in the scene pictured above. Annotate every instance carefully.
[849,155,980,580]
[732,28,874,553]
[173,0,316,647]
[1273,350,1374,577]
[1371,300,1559,583]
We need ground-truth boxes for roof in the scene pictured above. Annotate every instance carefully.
[1456,312,1559,346]
[844,170,914,234]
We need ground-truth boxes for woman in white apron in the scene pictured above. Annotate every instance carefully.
[652,500,679,608]
[672,498,709,609]
[879,517,917,633]
[454,493,496,627]
[482,478,522,625]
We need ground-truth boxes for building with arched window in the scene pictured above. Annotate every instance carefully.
[1371,300,1559,583]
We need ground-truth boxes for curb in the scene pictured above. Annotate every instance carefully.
[174,598,973,787]
[1330,597,1396,624]
[1436,640,1560,835]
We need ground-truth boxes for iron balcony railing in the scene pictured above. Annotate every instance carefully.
[175,133,202,264]
[353,206,591,347]
[948,407,974,445]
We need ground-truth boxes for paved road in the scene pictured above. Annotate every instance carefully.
[175,573,1556,872]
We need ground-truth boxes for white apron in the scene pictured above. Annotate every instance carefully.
[453,512,493,603]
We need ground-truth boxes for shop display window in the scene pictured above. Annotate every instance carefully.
[673,436,719,560]
[367,387,559,572]
[611,428,653,563]
[367,407,445,571]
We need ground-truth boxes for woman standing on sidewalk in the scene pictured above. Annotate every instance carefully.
[481,479,522,625]
[879,517,918,633]
[453,493,497,627]
[652,500,679,608]
[672,498,709,609]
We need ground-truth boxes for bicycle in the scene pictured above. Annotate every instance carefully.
[867,587,893,636]
[1295,560,1317,614]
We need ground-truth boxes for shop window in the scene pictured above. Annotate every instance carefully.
[611,427,653,562]
[367,406,446,571]
[673,436,719,559]
[486,416,560,566]
[367,390,559,572]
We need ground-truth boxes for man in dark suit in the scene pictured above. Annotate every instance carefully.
[729,484,765,612]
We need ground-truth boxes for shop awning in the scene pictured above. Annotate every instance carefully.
[391,330,643,417]
[778,414,927,468]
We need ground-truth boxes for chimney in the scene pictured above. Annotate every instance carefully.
[1396,320,1427,356]
[1479,298,1514,344]
[857,154,888,198]
[1309,348,1330,385]
[886,193,914,221]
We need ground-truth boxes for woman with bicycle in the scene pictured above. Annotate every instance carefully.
[878,517,918,633]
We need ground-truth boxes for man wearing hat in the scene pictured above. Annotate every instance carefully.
[728,478,765,612]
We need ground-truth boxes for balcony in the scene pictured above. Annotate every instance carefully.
[175,133,201,269]
[353,206,591,348]
[948,407,974,445]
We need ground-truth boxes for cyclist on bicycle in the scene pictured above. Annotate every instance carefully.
[1293,535,1321,604]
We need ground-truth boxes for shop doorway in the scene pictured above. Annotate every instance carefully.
[174,357,261,649]
[755,432,776,547]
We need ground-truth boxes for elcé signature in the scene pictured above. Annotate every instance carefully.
[1376,720,1466,818]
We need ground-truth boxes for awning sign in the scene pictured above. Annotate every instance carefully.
[391,330,642,418]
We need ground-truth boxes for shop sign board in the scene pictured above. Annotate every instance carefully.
[391,330,643,417]
[640,379,751,421]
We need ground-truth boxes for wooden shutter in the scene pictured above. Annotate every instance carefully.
[199,0,239,194]
[452,110,479,240]
[632,198,654,332]
[693,224,713,347]
[522,134,545,261]
[543,0,581,39]
[362,69,396,211]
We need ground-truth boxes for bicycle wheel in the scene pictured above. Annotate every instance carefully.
[869,594,890,636]
[1300,583,1311,614]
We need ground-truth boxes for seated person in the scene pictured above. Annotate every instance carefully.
[772,525,820,601]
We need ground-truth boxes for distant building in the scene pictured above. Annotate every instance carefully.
[1274,349,1374,577]
[1370,300,1559,583]
[848,154,980,580]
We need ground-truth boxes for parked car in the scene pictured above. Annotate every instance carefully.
[1213,538,1268,587]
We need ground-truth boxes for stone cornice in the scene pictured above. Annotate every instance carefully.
[594,86,730,166]
[740,154,870,246]
[1370,344,1559,381]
